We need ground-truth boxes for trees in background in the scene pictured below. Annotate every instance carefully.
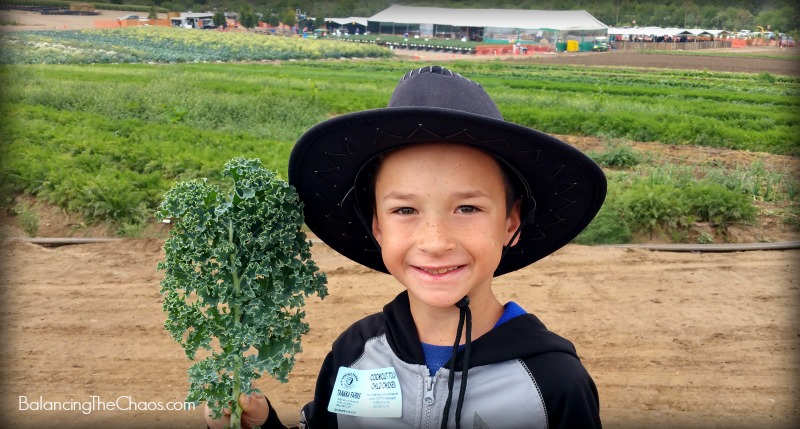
[212,10,226,27]
[278,7,296,29]
[145,0,799,33]
[238,5,258,29]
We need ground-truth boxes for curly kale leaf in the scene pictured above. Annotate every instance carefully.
[156,158,327,424]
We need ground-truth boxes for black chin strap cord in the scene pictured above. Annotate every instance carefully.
[440,296,472,429]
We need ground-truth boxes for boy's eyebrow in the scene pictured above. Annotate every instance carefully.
[381,191,416,201]
[453,190,491,199]
[381,190,491,201]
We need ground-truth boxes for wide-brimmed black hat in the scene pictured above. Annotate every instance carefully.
[288,65,606,276]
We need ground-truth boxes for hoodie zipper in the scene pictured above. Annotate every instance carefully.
[423,375,436,428]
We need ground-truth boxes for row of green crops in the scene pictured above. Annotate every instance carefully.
[0,27,392,64]
[0,59,798,239]
[576,139,800,243]
[575,179,759,245]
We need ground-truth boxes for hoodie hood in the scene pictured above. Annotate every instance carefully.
[383,291,578,371]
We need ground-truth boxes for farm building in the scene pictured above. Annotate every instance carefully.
[367,5,608,52]
[170,12,214,29]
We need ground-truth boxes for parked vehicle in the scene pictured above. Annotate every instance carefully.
[118,14,148,21]
[592,36,610,52]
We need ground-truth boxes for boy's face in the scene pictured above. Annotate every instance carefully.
[371,142,521,310]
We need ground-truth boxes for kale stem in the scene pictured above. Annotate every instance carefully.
[229,219,243,429]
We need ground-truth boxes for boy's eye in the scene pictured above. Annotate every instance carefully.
[394,207,416,215]
[457,205,478,214]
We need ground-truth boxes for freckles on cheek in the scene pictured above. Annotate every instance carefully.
[378,227,405,249]
[461,229,497,253]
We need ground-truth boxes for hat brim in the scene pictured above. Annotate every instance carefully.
[289,106,606,276]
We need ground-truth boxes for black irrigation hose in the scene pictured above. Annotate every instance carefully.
[305,238,800,253]
[4,237,800,252]
[4,237,123,246]
[597,241,800,252]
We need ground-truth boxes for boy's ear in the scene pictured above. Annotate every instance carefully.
[505,199,523,247]
[371,213,383,246]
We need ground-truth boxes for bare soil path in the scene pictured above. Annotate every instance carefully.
[396,46,800,76]
[0,239,797,428]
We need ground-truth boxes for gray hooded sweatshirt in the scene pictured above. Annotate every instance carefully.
[261,291,600,429]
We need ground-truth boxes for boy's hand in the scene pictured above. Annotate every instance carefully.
[205,393,269,429]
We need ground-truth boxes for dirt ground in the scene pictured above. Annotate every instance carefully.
[0,237,797,429]
[0,9,167,31]
[1,9,799,428]
[393,44,800,76]
[525,48,800,76]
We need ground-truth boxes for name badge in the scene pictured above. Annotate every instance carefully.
[327,366,403,418]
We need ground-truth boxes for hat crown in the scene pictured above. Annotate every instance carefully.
[387,65,504,120]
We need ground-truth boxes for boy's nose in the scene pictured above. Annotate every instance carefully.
[417,217,456,254]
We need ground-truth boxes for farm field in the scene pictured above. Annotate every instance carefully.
[1,17,799,429]
[1,56,798,244]
[0,27,391,63]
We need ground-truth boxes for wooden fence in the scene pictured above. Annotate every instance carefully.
[612,40,733,51]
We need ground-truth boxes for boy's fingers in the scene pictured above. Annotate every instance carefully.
[239,392,269,427]
[205,395,267,429]
[204,403,232,429]
[238,392,265,411]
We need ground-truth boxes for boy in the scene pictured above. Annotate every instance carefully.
[207,65,606,428]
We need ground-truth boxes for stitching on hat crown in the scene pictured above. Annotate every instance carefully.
[400,64,480,87]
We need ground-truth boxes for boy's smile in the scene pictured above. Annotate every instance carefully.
[371,142,521,312]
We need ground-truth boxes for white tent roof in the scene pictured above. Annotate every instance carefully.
[326,17,368,27]
[681,28,731,36]
[179,12,214,19]
[368,5,607,31]
[607,26,676,36]
[608,26,731,37]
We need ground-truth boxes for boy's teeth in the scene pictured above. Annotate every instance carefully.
[422,266,459,274]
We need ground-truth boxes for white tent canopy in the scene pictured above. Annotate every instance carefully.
[325,17,368,27]
[368,5,607,31]
[608,26,731,37]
